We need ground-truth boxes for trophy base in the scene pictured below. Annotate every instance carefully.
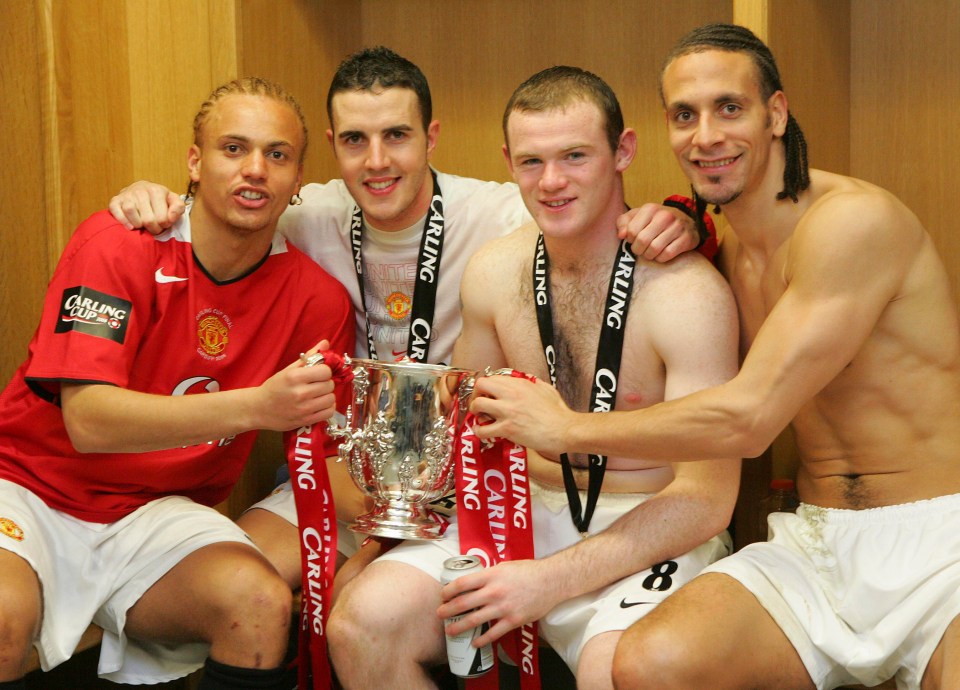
[349,500,445,541]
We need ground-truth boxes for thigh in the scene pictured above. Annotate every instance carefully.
[923,614,960,690]
[615,572,815,690]
[0,549,42,677]
[577,630,619,690]
[0,481,104,671]
[104,497,274,643]
[542,534,729,671]
[333,559,447,662]
[237,507,302,589]
[125,540,283,643]
[332,538,390,603]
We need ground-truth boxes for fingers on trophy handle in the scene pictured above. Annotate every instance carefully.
[299,352,326,367]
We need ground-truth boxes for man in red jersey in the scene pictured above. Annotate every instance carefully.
[0,77,353,690]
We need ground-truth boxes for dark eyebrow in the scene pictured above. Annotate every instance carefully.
[667,92,749,112]
[382,124,414,134]
[220,134,252,144]
[338,124,415,140]
[218,134,294,150]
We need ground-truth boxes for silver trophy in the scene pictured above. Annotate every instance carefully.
[329,357,476,540]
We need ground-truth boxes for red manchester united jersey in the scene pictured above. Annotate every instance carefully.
[0,209,354,522]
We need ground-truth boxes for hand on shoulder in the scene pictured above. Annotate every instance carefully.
[108,180,185,235]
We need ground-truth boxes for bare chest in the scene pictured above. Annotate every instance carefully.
[498,268,662,414]
[730,251,787,352]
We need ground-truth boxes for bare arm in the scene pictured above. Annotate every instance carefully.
[450,242,511,372]
[108,181,186,234]
[442,256,742,645]
[474,191,917,463]
[61,344,338,453]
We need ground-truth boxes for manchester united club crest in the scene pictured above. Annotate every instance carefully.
[386,291,411,321]
[0,517,24,542]
[196,308,233,360]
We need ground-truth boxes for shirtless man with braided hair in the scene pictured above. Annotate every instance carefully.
[470,24,960,690]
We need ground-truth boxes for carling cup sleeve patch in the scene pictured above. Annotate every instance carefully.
[55,285,132,344]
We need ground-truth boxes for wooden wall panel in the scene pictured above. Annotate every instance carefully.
[851,0,960,303]
[49,0,134,242]
[125,0,240,193]
[239,0,361,186]
[0,1,51,384]
[358,0,731,204]
[766,1,850,176]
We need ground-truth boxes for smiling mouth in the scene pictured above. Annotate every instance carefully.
[543,199,572,208]
[696,156,738,169]
[366,179,397,191]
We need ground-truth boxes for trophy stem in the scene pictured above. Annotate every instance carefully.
[350,499,445,540]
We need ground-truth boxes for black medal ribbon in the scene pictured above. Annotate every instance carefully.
[350,171,444,362]
[533,232,636,535]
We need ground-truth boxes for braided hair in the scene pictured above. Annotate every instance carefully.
[661,23,809,205]
[186,77,308,199]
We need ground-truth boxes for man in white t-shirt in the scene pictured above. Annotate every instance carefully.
[108,47,707,588]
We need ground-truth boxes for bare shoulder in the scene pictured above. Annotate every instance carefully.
[797,170,925,252]
[460,221,538,308]
[472,220,539,257]
[633,250,735,309]
[629,252,739,387]
[630,252,739,358]
[464,221,539,276]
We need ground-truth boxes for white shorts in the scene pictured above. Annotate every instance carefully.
[703,494,960,690]
[251,479,459,559]
[377,480,731,673]
[0,479,253,684]
[250,479,366,558]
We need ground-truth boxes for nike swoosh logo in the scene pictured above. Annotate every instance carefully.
[619,599,657,609]
[155,268,188,284]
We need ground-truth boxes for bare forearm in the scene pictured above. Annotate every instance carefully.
[62,384,261,452]
[541,482,735,600]
[564,384,775,463]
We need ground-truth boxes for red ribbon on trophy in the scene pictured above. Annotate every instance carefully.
[287,350,352,690]
[455,369,541,690]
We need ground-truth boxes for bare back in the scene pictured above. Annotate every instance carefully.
[732,169,960,507]
[457,222,739,494]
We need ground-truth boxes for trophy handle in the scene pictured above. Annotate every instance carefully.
[457,374,476,416]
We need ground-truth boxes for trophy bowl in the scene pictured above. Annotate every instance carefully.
[329,357,476,540]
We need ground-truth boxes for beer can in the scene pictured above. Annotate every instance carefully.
[441,555,495,677]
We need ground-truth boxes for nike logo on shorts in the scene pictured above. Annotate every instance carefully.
[619,599,657,609]
[155,268,188,283]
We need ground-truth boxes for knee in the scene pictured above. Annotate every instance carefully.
[217,559,293,625]
[0,590,41,674]
[612,623,688,690]
[327,586,381,657]
[328,566,434,658]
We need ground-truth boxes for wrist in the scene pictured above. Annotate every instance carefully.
[663,194,715,252]
[562,411,591,457]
